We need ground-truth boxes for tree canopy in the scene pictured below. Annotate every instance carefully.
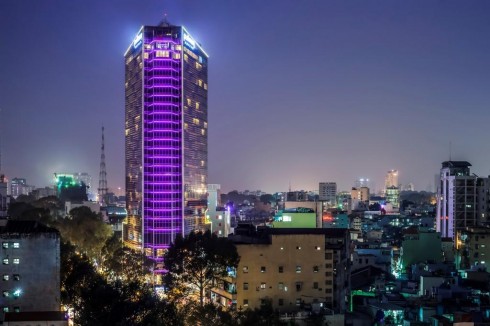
[164,230,240,306]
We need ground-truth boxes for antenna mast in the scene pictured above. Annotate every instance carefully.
[98,126,108,206]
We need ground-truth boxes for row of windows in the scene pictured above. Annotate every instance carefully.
[243,282,322,292]
[2,243,19,249]
[243,297,331,307]
[2,306,20,313]
[243,265,320,273]
[3,274,20,281]
[3,258,19,265]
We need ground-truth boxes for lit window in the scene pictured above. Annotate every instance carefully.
[2,307,7,313]
[195,102,200,110]
[204,83,208,90]
[143,52,149,60]
[195,62,202,70]
[187,98,191,106]
[12,243,19,249]
[201,129,205,136]
[193,118,200,125]
[2,243,7,249]
[184,123,188,130]
[13,306,19,313]
[278,282,284,290]
[155,50,169,58]
[2,275,7,281]
[175,45,182,51]
[203,122,208,128]
[2,291,8,297]
[315,246,321,250]
[173,53,181,59]
[296,246,301,250]
[184,54,189,62]
[3,259,8,265]
[198,79,203,87]
[242,266,248,273]
[296,266,302,273]
[12,289,21,297]
[260,282,266,289]
[13,259,19,265]
[243,299,248,307]
[13,275,19,281]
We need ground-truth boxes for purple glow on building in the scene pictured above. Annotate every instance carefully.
[124,23,208,271]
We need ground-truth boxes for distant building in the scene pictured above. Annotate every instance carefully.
[272,208,317,228]
[0,220,60,317]
[212,227,350,312]
[64,201,100,217]
[10,178,34,199]
[435,161,488,240]
[351,187,369,210]
[399,228,442,275]
[319,182,337,206]
[456,227,490,269]
[0,175,8,218]
[30,187,56,200]
[208,184,229,237]
[385,170,398,189]
[385,186,400,212]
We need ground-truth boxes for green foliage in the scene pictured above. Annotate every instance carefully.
[61,241,183,326]
[237,300,286,326]
[164,230,240,306]
[55,206,113,261]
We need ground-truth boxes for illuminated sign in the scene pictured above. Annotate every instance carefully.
[132,32,143,49]
[183,33,196,50]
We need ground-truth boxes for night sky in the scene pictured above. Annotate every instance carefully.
[1,0,490,194]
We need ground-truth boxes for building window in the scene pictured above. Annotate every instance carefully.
[243,299,248,307]
[260,282,266,289]
[13,275,19,281]
[242,266,248,273]
[296,246,302,250]
[2,307,7,313]
[2,243,7,249]
[296,266,302,273]
[13,259,19,265]
[296,299,301,306]
[325,271,333,277]
[12,243,19,249]
[13,306,19,313]
[278,282,284,290]
[325,288,332,293]
[278,298,284,306]
[326,280,333,285]
[261,266,266,273]
[315,246,321,250]
[313,282,319,289]
[243,283,248,290]
[2,291,8,297]
[296,282,302,292]
[313,266,319,273]
[325,253,333,260]
[325,263,333,268]
[278,266,284,273]
[2,275,8,281]
[3,259,8,265]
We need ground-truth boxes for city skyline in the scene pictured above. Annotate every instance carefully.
[2,1,490,193]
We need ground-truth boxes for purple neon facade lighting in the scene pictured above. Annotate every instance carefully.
[142,28,184,258]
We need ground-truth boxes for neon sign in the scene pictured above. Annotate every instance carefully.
[183,33,196,50]
[132,32,143,49]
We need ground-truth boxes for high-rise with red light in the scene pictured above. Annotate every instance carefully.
[123,22,208,273]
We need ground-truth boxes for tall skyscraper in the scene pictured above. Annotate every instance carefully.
[123,22,208,270]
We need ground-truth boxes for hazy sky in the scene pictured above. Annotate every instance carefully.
[1,0,490,194]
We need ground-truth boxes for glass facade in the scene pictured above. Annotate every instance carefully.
[124,24,208,270]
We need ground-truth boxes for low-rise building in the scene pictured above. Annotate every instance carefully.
[212,227,350,313]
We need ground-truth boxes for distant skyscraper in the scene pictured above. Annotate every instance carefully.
[385,170,398,189]
[319,182,337,206]
[124,22,208,271]
[10,178,34,199]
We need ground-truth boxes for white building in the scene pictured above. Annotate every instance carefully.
[436,161,479,240]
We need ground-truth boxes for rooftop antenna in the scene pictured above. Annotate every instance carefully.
[160,12,170,26]
[98,125,108,206]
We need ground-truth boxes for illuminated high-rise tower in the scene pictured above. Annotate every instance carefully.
[124,22,208,270]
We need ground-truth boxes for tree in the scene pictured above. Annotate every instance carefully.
[259,194,274,204]
[164,230,240,306]
[55,206,112,261]
[237,300,285,326]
